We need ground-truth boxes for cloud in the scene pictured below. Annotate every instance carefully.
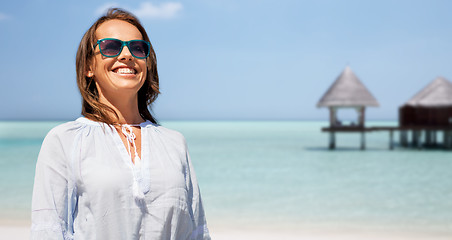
[134,2,183,19]
[95,2,183,20]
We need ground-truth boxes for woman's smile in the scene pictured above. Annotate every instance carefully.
[111,66,138,78]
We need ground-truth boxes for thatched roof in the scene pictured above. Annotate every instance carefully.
[317,66,379,108]
[403,77,452,107]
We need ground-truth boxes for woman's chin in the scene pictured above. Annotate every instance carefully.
[109,75,144,90]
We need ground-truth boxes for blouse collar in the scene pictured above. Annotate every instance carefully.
[76,117,155,128]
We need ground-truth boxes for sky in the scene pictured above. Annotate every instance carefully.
[1,0,451,121]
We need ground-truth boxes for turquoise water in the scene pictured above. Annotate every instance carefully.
[1,121,452,233]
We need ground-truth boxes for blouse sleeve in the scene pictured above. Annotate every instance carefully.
[184,140,211,240]
[31,128,76,240]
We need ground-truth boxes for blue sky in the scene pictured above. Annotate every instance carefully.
[1,0,451,120]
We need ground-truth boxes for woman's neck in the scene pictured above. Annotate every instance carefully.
[99,94,144,125]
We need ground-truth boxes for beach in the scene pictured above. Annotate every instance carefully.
[1,121,452,239]
[2,221,452,240]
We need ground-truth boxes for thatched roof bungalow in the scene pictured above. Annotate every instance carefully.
[400,77,452,127]
[317,66,379,127]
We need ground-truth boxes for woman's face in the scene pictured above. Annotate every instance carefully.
[88,19,147,100]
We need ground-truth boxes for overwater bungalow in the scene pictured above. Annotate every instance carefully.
[317,68,452,150]
[317,66,379,149]
[399,77,452,148]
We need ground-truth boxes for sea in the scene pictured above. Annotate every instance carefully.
[1,120,452,234]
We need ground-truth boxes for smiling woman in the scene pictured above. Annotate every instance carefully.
[30,8,210,240]
[75,9,159,126]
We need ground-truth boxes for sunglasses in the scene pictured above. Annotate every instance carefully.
[95,38,151,59]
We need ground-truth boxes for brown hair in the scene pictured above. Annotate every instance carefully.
[76,8,159,125]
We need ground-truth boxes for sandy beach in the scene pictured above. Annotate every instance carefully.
[0,226,30,240]
[2,221,451,240]
[0,219,30,240]
[209,222,452,240]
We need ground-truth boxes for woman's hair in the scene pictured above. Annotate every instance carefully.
[76,8,159,124]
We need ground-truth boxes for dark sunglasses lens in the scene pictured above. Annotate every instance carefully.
[100,40,122,56]
[129,41,149,58]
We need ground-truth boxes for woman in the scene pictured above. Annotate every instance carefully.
[31,8,210,240]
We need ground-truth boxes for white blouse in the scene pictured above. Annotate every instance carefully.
[31,117,210,240]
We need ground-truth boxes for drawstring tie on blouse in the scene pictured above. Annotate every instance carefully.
[120,124,145,200]
[121,124,141,167]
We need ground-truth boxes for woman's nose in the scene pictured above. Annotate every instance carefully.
[118,45,133,61]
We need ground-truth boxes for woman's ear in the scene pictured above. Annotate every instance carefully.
[86,62,94,78]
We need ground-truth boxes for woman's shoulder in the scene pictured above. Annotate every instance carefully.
[154,125,184,137]
[38,120,88,155]
[45,117,99,140]
[145,123,187,147]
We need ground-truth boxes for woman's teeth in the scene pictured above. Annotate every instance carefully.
[115,68,136,74]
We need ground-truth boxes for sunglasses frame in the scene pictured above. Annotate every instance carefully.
[94,38,151,59]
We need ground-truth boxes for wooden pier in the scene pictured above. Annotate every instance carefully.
[322,126,452,150]
[317,69,452,150]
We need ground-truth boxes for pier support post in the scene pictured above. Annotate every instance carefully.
[400,130,408,147]
[329,132,336,150]
[360,131,365,150]
[425,130,432,146]
[432,131,437,145]
[448,131,452,149]
[444,130,452,149]
[412,130,422,148]
[417,131,423,149]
